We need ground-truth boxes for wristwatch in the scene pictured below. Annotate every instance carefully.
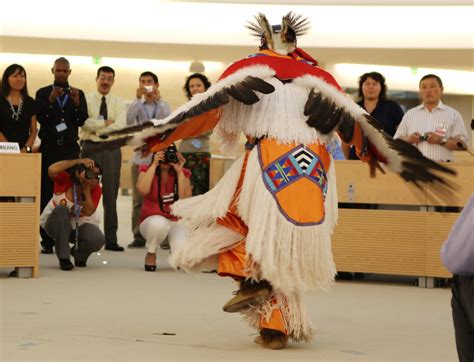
[440,137,448,146]
[26,146,32,153]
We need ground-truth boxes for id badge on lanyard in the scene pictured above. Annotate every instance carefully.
[55,87,69,132]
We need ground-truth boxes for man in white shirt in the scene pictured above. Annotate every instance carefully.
[80,66,126,251]
[126,71,171,248]
[394,74,468,162]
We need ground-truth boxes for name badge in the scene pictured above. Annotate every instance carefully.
[56,123,68,132]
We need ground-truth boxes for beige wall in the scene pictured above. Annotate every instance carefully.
[1,55,472,149]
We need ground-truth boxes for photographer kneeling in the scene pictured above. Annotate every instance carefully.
[40,158,105,270]
[136,144,192,271]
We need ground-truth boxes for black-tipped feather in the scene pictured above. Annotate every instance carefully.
[241,76,275,94]
[105,121,154,137]
[282,12,310,36]
[337,112,355,143]
[226,84,259,105]
[85,136,133,154]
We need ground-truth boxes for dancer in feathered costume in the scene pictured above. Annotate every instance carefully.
[101,12,455,349]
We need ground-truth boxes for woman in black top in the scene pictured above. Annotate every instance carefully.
[0,64,37,152]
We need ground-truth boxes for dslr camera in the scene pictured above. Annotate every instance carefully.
[76,164,96,180]
[163,144,179,164]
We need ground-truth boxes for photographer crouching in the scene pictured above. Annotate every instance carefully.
[40,158,105,270]
[136,144,192,271]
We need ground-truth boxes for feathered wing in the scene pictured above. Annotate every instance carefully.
[294,75,456,191]
[100,66,276,152]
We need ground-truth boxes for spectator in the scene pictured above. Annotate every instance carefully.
[349,71,404,159]
[136,144,192,271]
[394,74,468,162]
[0,64,37,152]
[40,158,104,271]
[80,66,126,251]
[178,73,212,195]
[441,194,474,361]
[35,57,88,254]
[126,71,171,249]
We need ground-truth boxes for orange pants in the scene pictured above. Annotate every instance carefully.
[218,241,287,335]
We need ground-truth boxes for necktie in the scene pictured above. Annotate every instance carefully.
[99,96,108,120]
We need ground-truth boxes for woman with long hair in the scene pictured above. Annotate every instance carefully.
[0,64,38,152]
[136,144,192,271]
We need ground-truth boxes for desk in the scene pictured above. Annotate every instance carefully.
[0,154,41,277]
[333,160,473,285]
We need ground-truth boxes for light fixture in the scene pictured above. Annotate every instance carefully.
[189,61,205,73]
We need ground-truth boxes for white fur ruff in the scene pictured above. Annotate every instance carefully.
[239,148,338,294]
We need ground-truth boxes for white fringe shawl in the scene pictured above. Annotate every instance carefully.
[239,148,338,294]
[172,153,245,227]
[168,153,246,271]
[242,291,314,342]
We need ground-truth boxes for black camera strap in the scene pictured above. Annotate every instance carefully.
[72,184,81,243]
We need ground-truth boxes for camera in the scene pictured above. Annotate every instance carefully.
[144,85,153,93]
[76,164,96,180]
[163,144,179,164]
[419,133,428,141]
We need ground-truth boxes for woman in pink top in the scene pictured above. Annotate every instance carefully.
[136,144,192,271]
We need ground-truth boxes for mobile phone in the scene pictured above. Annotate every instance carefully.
[144,85,153,92]
[419,134,428,141]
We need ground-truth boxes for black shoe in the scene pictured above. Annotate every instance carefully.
[75,260,87,267]
[159,239,170,250]
[128,240,145,249]
[144,264,157,272]
[59,259,74,271]
[105,244,124,252]
[41,246,54,254]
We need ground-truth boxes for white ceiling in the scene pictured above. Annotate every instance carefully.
[1,1,473,49]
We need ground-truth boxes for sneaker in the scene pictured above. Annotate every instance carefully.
[127,240,146,249]
[59,259,74,271]
[75,260,87,267]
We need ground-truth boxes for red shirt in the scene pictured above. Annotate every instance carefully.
[139,165,191,222]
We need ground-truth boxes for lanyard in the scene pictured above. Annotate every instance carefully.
[52,84,69,110]
[72,184,81,243]
[142,102,158,119]
[56,94,69,110]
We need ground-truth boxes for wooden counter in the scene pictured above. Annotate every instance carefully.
[332,160,473,279]
[0,153,41,277]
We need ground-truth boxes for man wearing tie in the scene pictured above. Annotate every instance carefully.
[80,66,126,251]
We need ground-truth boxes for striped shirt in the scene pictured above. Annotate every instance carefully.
[394,101,468,162]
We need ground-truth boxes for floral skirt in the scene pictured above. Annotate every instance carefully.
[181,152,210,196]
